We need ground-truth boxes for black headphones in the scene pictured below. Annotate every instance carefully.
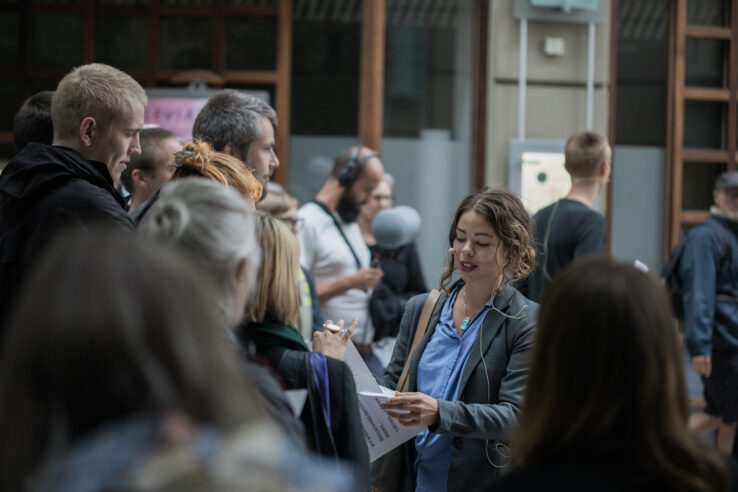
[337,145,379,187]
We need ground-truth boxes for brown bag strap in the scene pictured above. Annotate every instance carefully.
[396,289,441,393]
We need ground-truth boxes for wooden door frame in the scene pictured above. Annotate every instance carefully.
[667,0,738,253]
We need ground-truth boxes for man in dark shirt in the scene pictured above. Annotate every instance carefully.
[0,63,145,341]
[520,131,610,301]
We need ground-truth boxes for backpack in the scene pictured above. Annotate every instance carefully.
[661,217,731,320]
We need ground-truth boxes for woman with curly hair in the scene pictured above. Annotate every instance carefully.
[377,188,538,492]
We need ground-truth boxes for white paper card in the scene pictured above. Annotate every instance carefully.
[343,340,424,462]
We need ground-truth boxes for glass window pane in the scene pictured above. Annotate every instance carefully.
[31,14,82,68]
[684,101,725,149]
[225,17,277,70]
[682,162,726,209]
[685,39,727,88]
[160,17,212,70]
[615,0,669,146]
[96,15,148,69]
[0,13,19,69]
[687,0,728,27]
[0,78,17,131]
[290,15,360,135]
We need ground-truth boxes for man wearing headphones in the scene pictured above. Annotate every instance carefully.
[298,145,385,375]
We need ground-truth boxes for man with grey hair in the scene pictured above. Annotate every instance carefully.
[0,63,144,340]
[683,171,738,455]
[193,89,279,199]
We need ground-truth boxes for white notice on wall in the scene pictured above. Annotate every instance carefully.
[343,341,424,462]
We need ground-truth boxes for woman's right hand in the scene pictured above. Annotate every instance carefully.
[312,318,357,360]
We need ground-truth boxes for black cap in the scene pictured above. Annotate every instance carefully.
[715,171,738,190]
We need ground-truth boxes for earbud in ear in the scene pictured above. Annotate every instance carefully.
[448,247,455,254]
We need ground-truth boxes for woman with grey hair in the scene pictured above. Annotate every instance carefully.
[141,177,260,328]
[139,177,306,444]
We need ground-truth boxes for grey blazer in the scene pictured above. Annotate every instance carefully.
[380,282,537,492]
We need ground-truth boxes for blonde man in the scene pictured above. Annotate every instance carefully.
[0,63,146,340]
[520,130,611,302]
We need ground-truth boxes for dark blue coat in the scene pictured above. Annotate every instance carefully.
[679,214,738,356]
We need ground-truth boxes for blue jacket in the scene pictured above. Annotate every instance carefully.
[679,214,738,356]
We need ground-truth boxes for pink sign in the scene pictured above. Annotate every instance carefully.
[144,97,209,141]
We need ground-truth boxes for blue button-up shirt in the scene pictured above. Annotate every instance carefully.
[414,285,494,492]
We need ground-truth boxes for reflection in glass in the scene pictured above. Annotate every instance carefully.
[31,14,82,68]
[160,17,213,70]
[96,16,148,70]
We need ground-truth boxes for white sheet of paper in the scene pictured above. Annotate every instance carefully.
[633,259,649,273]
[284,389,308,417]
[343,340,424,462]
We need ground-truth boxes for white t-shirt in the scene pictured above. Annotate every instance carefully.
[298,201,374,344]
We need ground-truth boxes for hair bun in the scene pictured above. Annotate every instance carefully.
[175,140,213,173]
[146,197,190,243]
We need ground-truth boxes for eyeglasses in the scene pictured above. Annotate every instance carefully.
[278,217,304,229]
[372,194,393,203]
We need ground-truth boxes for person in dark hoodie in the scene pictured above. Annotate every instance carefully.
[0,63,145,343]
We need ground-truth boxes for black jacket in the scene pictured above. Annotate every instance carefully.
[369,242,427,341]
[237,319,369,490]
[0,143,134,341]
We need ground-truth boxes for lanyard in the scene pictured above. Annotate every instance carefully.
[311,200,363,270]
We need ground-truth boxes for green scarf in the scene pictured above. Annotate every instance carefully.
[243,314,309,353]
